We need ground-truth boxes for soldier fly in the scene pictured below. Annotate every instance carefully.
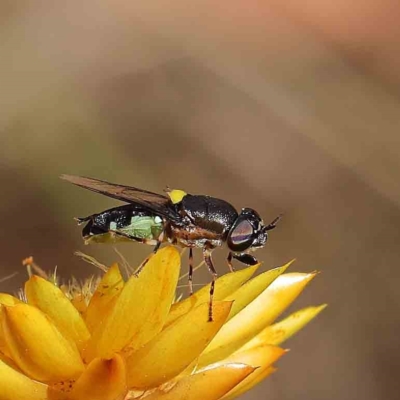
[61,175,281,321]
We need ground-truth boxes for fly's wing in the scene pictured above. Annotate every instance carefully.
[61,175,183,223]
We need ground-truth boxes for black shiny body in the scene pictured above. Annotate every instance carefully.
[178,194,238,235]
[79,195,240,249]
[78,204,162,244]
[62,175,281,320]
[167,194,239,249]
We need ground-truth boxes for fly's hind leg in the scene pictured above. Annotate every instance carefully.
[152,230,165,254]
[138,230,165,274]
[109,229,162,275]
[203,245,218,322]
[108,229,155,245]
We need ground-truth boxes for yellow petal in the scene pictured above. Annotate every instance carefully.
[0,350,21,372]
[241,304,327,351]
[222,366,276,400]
[0,359,48,400]
[220,344,285,368]
[143,363,255,400]
[68,354,127,400]
[25,275,90,348]
[70,293,87,315]
[2,303,84,383]
[217,345,285,399]
[126,301,232,389]
[0,296,22,357]
[0,294,22,306]
[85,246,180,361]
[199,272,317,366]
[166,263,260,326]
[84,263,124,333]
[225,261,293,319]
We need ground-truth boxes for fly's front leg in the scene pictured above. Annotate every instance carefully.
[231,253,258,266]
[203,245,218,322]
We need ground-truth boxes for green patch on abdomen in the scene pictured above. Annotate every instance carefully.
[117,216,163,240]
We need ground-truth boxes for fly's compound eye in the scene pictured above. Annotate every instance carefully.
[227,218,255,252]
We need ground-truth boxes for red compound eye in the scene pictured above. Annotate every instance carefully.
[227,219,255,252]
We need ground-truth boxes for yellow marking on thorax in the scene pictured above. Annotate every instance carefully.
[167,189,187,204]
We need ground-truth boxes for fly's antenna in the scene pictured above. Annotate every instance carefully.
[264,214,283,231]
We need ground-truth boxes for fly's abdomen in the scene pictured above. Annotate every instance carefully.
[80,204,163,244]
[116,215,163,240]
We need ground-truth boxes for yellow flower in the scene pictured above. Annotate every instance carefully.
[0,246,325,400]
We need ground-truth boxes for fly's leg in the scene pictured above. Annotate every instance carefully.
[188,248,194,295]
[227,251,235,273]
[109,230,160,275]
[264,214,283,231]
[153,230,165,254]
[231,253,258,266]
[138,230,166,274]
[108,229,154,245]
[203,246,218,322]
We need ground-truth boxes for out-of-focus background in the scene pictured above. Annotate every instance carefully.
[1,1,400,399]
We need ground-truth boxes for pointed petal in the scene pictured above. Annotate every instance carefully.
[241,304,327,350]
[2,303,84,383]
[199,272,317,366]
[142,363,255,400]
[68,354,127,400]
[0,350,21,372]
[126,301,232,390]
[85,246,180,361]
[0,359,48,400]
[219,344,285,368]
[166,264,259,326]
[25,275,90,349]
[70,293,88,315]
[221,366,276,400]
[84,263,124,333]
[217,345,285,399]
[0,296,22,357]
[225,261,293,319]
[0,294,22,306]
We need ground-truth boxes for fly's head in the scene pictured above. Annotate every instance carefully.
[227,208,280,254]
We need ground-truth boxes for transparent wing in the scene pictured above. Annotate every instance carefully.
[61,175,182,222]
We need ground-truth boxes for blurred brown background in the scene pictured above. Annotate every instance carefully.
[1,1,400,399]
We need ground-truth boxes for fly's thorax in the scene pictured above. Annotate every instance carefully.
[167,222,224,249]
[164,194,238,249]
[178,194,238,236]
